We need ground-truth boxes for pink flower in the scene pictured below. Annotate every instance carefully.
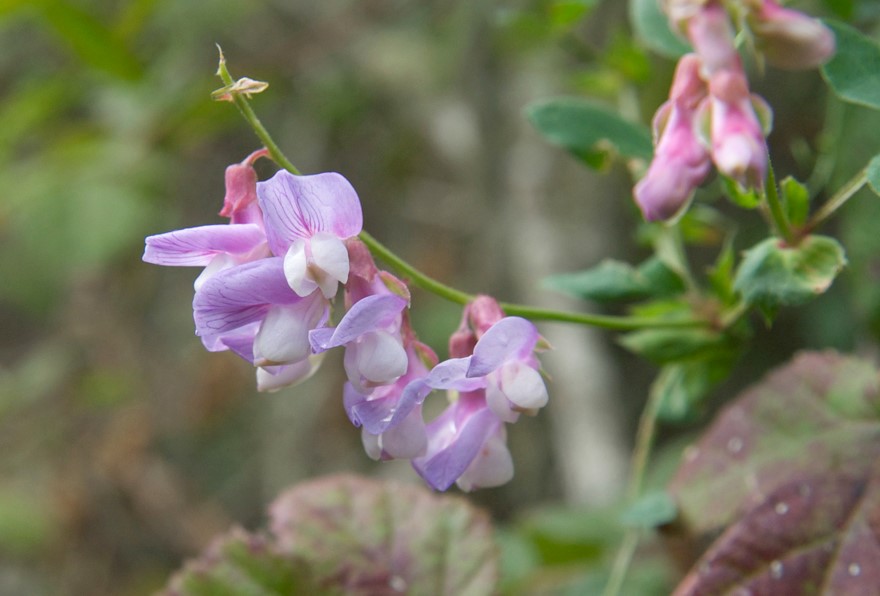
[746,0,835,70]
[257,170,363,298]
[634,54,712,222]
[707,68,769,188]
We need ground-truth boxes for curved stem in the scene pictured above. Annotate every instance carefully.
[359,231,704,330]
[216,48,301,175]
[215,51,708,332]
[602,379,664,596]
[804,167,868,234]
[358,230,474,305]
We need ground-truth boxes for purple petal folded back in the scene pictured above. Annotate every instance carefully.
[193,257,303,337]
[467,317,539,378]
[345,380,430,435]
[257,170,363,256]
[143,224,265,266]
[412,406,500,491]
[309,294,407,352]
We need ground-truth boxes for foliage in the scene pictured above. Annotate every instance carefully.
[165,475,498,596]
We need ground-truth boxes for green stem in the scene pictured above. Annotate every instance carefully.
[216,50,708,332]
[359,231,704,330]
[602,383,664,596]
[804,167,868,233]
[216,49,301,175]
[358,230,473,305]
[764,162,795,245]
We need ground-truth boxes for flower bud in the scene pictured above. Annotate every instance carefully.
[747,0,835,70]
[219,148,269,220]
[708,69,769,188]
[686,2,739,76]
[633,54,711,222]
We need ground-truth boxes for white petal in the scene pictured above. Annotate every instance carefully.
[485,375,520,424]
[256,354,324,392]
[283,238,317,297]
[456,430,514,492]
[310,231,350,298]
[500,362,549,411]
[254,296,326,365]
[344,331,408,391]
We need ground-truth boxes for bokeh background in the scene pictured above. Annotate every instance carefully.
[2,0,879,594]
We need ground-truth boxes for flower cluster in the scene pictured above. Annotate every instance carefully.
[634,0,834,221]
[143,155,549,491]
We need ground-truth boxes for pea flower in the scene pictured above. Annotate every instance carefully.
[634,54,711,222]
[257,170,363,298]
[192,257,329,390]
[745,0,835,70]
[409,301,549,491]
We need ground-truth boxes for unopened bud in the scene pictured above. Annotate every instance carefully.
[747,0,835,70]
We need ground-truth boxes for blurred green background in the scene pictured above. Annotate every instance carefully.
[2,0,879,594]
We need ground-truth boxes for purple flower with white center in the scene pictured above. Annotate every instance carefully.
[310,293,409,393]
[347,342,437,461]
[407,315,547,491]
[412,391,513,492]
[257,170,363,299]
[193,257,329,368]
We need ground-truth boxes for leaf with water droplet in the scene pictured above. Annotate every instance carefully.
[673,468,880,594]
[163,475,499,595]
[670,352,880,534]
[668,352,880,594]
[268,475,498,595]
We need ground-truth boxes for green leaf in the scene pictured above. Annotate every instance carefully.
[543,257,683,303]
[620,490,677,528]
[821,20,880,110]
[669,351,880,535]
[526,97,652,169]
[619,328,731,364]
[36,0,143,81]
[166,529,317,596]
[268,475,498,595]
[820,0,854,19]
[628,0,691,59]
[653,355,738,422]
[549,0,597,28]
[721,176,761,209]
[733,235,847,312]
[866,153,880,196]
[707,239,736,305]
[780,176,810,227]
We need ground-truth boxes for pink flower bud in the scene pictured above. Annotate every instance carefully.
[747,0,835,70]
[219,148,269,220]
[708,69,769,188]
[467,295,506,338]
[633,54,712,222]
[686,2,739,76]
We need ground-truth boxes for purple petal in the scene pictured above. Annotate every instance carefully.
[143,224,265,266]
[467,317,539,378]
[412,406,500,491]
[257,170,363,256]
[193,257,303,337]
[309,294,407,352]
[346,378,431,435]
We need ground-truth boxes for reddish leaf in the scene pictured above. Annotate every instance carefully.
[670,351,880,535]
[269,474,498,596]
[674,466,880,594]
